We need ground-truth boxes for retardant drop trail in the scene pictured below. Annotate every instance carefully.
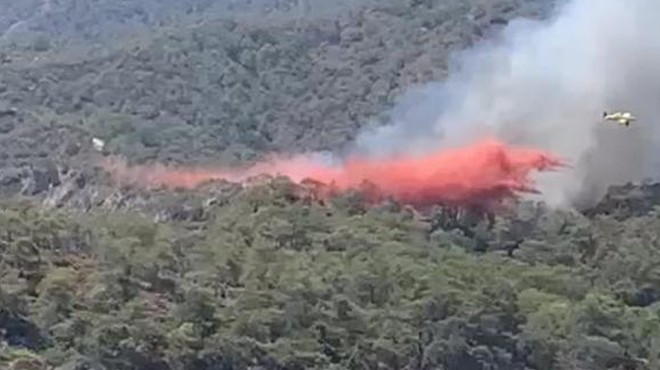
[100,138,566,209]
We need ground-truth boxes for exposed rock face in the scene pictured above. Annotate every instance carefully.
[0,108,18,134]
[20,161,60,196]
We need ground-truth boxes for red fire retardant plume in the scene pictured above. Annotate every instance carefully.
[100,138,566,209]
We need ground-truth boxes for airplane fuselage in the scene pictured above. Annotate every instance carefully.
[603,111,636,127]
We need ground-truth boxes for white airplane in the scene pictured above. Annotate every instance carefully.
[603,111,636,127]
[92,137,105,152]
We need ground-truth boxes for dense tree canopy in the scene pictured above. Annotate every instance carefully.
[0,179,658,369]
[0,0,656,369]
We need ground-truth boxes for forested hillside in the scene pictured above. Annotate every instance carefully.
[1,179,660,370]
[0,0,552,171]
[2,0,659,369]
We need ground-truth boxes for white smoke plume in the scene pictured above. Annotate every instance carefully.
[352,0,660,208]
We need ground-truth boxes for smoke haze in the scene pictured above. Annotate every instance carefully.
[353,0,660,208]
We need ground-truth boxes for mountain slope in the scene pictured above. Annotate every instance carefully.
[0,0,554,170]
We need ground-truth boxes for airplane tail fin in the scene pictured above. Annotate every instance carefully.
[603,111,607,117]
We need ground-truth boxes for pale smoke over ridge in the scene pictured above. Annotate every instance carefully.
[352,0,660,208]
